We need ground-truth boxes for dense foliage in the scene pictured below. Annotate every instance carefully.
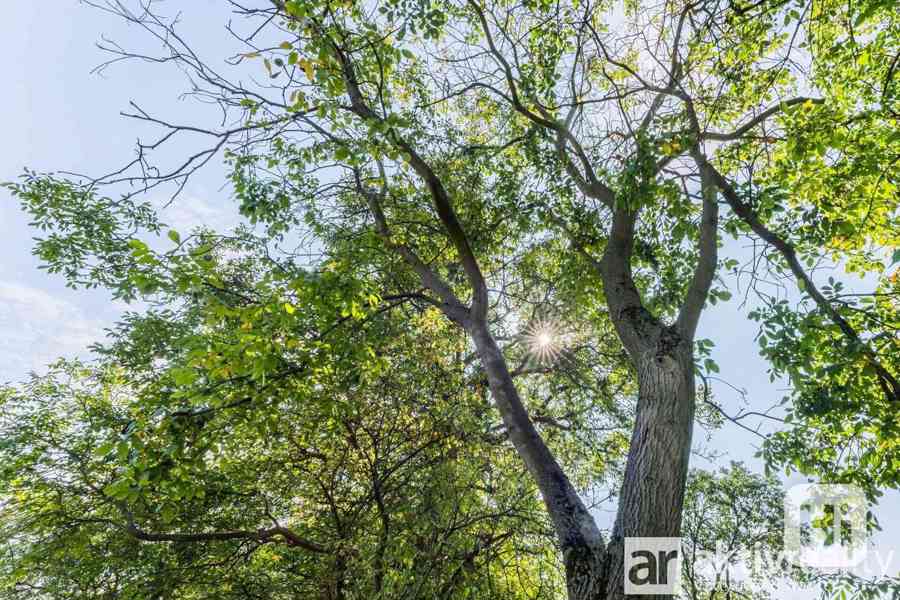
[2,0,899,598]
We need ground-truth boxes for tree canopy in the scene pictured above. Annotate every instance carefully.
[2,0,899,598]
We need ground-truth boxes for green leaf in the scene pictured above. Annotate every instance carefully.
[170,367,196,386]
[160,504,176,524]
[94,441,115,457]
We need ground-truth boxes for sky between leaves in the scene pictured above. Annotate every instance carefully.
[0,2,896,597]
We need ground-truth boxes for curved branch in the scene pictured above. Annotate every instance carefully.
[701,97,823,142]
[354,168,470,325]
[468,0,616,207]
[599,208,662,358]
[331,36,490,323]
[691,149,900,403]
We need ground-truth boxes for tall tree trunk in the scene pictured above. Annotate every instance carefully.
[603,332,696,600]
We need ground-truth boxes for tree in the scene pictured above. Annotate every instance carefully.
[681,464,796,600]
[0,313,573,598]
[0,223,629,598]
[680,464,900,600]
[3,0,899,598]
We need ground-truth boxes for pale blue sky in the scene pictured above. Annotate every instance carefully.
[0,0,238,378]
[0,3,895,597]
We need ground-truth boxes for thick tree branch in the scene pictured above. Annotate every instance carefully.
[294,16,609,572]
[553,107,617,206]
[468,0,616,207]
[354,168,470,325]
[676,155,720,338]
[331,38,490,323]
[468,325,606,575]
[598,208,663,359]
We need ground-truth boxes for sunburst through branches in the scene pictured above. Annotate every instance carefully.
[521,318,568,364]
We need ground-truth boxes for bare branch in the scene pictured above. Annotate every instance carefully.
[702,97,823,141]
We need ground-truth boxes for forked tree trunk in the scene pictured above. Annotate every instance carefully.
[474,320,695,600]
[569,195,707,600]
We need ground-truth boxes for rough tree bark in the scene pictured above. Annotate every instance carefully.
[579,169,717,600]
[601,341,696,600]
[360,133,716,600]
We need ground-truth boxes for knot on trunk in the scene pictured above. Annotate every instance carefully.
[654,326,683,362]
[637,330,689,402]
